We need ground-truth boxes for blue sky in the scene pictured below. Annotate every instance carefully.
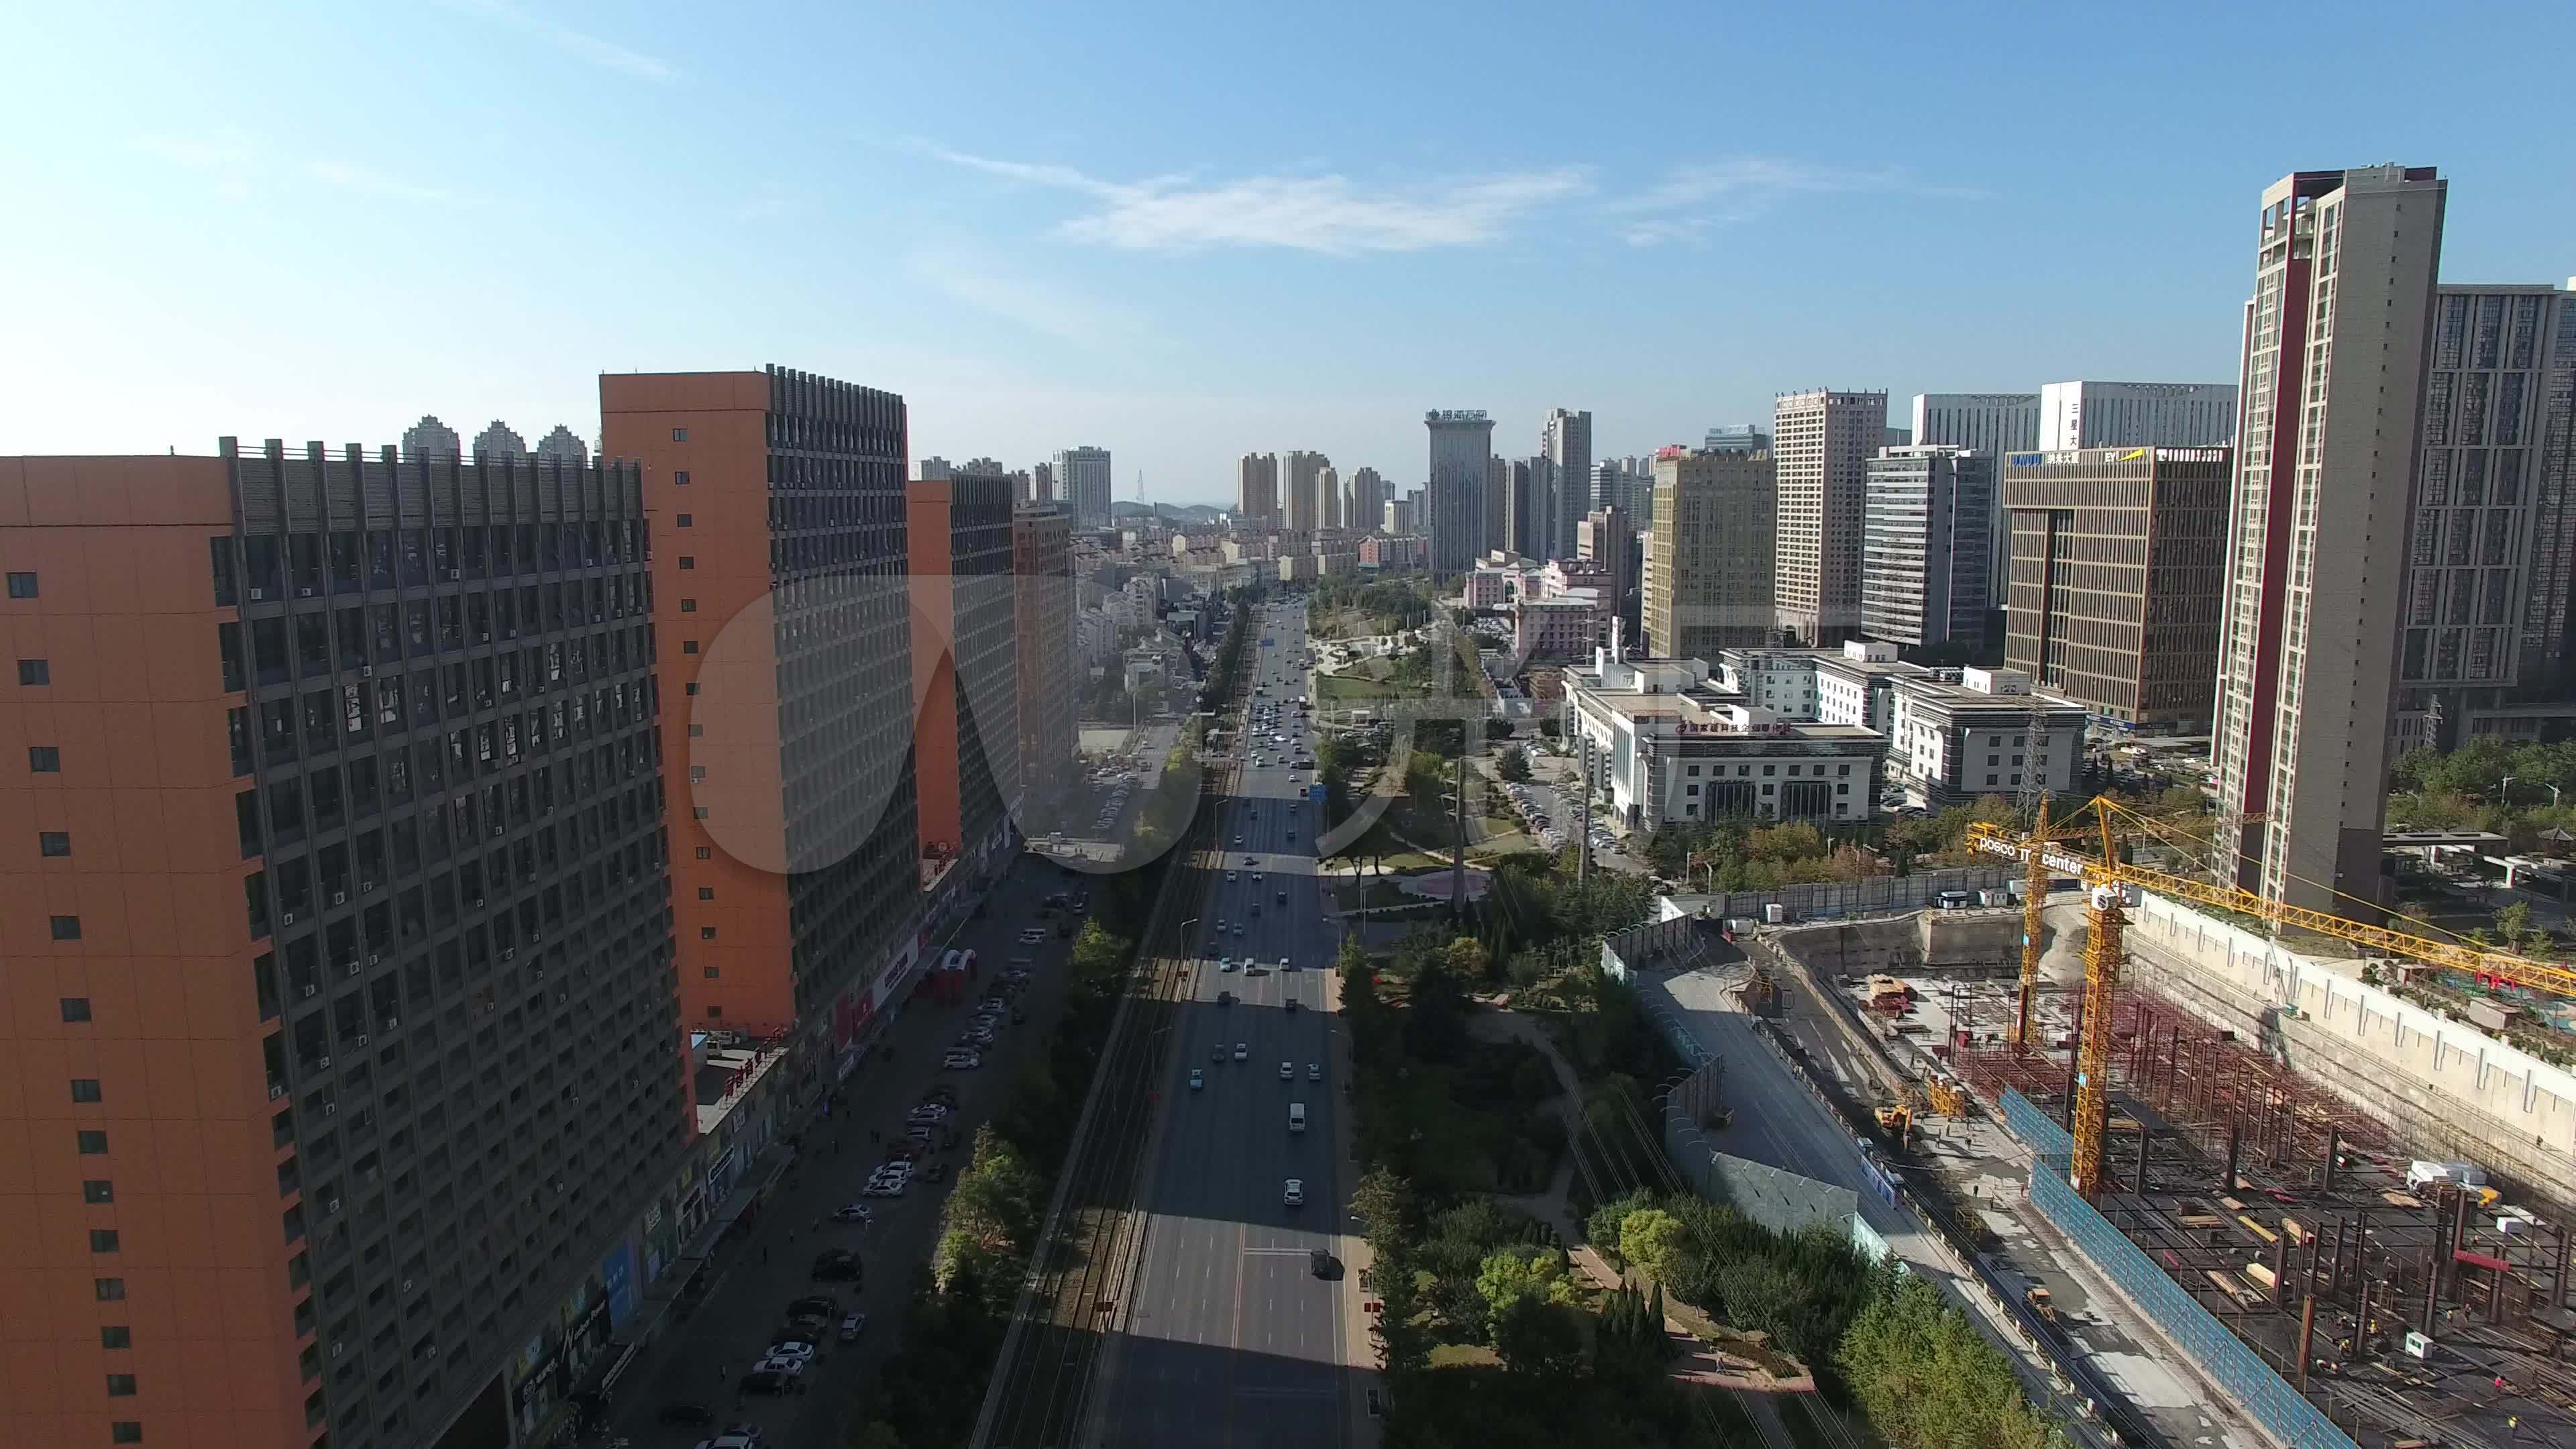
[5,0,2570,505]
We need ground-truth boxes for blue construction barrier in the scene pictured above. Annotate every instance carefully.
[1996,1091,2358,1449]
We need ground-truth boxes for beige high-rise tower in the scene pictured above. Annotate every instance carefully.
[1646,445,1776,659]
[1282,449,1328,532]
[1236,451,1279,522]
[1772,388,1886,645]
[2212,165,2446,913]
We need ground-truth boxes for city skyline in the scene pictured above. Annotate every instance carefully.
[7,4,2573,502]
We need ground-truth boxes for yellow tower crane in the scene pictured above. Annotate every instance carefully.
[1969,798,2576,1200]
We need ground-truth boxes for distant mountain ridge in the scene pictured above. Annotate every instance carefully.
[1111,500,1224,523]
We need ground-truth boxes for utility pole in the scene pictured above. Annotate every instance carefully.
[1453,749,1469,922]
[1577,731,1592,886]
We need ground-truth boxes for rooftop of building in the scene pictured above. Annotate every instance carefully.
[1891,665,2088,714]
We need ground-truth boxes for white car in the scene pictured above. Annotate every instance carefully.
[1278,956,1291,971]
[1227,871,1238,881]
[1218,957,1235,972]
[1233,1042,1249,1061]
[1283,1179,1305,1207]
[906,1104,949,1124]
[752,1354,808,1377]
[766,1340,820,1366]
[1308,1062,1322,1081]
[1279,1061,1293,1080]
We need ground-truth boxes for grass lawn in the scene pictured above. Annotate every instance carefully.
[1318,671,1405,702]
[1426,1343,1503,1369]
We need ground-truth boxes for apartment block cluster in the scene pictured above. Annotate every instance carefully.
[1553,166,2576,918]
[0,366,1101,1449]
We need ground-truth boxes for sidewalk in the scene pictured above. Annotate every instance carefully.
[600,852,1087,1449]
[1322,949,1385,1449]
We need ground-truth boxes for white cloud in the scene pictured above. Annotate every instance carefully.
[1610,158,1985,246]
[448,0,676,82]
[921,144,1589,256]
[906,248,1153,351]
[132,131,260,202]
[307,161,465,207]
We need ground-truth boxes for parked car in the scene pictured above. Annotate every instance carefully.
[738,1368,805,1396]
[656,1402,714,1426]
[838,1312,868,1344]
[831,1203,873,1224]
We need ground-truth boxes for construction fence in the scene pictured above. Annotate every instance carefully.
[1998,1090,2359,1449]
[1666,866,2016,927]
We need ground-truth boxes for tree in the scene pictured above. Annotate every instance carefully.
[1497,743,1533,782]
[1443,935,1493,983]
[1619,1208,1686,1286]
[1476,1248,1580,1321]
[1491,1294,1588,1380]
[2496,900,2540,955]
[1586,1188,1658,1255]
[1350,1167,1418,1248]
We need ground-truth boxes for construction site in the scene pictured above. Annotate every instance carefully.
[1777,797,2576,1449]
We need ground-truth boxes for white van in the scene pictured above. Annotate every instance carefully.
[1288,1102,1306,1134]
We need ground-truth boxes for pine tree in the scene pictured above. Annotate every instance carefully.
[1646,1281,1673,1360]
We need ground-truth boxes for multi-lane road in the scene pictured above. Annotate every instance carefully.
[1085,595,1361,1449]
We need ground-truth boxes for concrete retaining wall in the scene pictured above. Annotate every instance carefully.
[1770,908,2025,974]
[2125,892,2576,1213]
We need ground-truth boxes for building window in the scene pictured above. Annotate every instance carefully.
[100,1326,131,1350]
[678,557,695,571]
[1686,784,1699,796]
[94,1277,125,1301]
[29,745,60,771]
[700,926,716,940]
[1836,783,1849,794]
[1761,784,1774,795]
[50,914,82,940]
[675,471,691,486]
[697,888,714,901]
[1986,774,1998,785]
[1835,764,1850,776]
[671,427,690,443]
[40,830,70,857]
[71,1079,101,1103]
[694,847,712,860]
[5,571,36,598]
[106,1375,138,1397]
[1986,754,1999,765]
[676,514,693,528]
[19,659,50,685]
[111,1424,142,1444]
[682,641,698,655]
[91,1230,121,1253]
[2011,754,2024,766]
[1685,765,1701,776]
[692,806,709,820]
[1761,765,1775,775]
[684,682,699,695]
[703,967,720,979]
[688,724,704,737]
[706,1006,722,1019]
[60,997,91,1022]
[680,599,696,612]
[83,1180,113,1203]
[78,1130,108,1154]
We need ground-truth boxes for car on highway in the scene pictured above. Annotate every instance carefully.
[906,1104,949,1124]
[1226,869,1238,881]
[1279,1060,1293,1079]
[809,1249,863,1281]
[1218,957,1235,971]
[838,1311,868,1343]
[1278,955,1291,970]
[657,1402,715,1427]
[941,1048,981,1069]
[765,1340,820,1366]
[1233,1042,1248,1061]
[830,1203,873,1224]
[1308,1062,1322,1081]
[1232,922,1245,936]
[1283,1179,1304,1207]
[1211,1042,1226,1061]
[864,1173,909,1197]
[1189,1068,1205,1090]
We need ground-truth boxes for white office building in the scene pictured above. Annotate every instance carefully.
[1886,667,2090,809]
[1909,394,2039,457]
[2038,380,2239,451]
[1563,637,1888,828]
[1055,445,1114,526]
[1861,446,1994,647]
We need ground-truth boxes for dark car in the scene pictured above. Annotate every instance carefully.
[656,1402,714,1426]
[739,1370,806,1397]
[785,1295,837,1319]
[810,1250,862,1283]
[783,1313,833,1342]
[924,1161,952,1184]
